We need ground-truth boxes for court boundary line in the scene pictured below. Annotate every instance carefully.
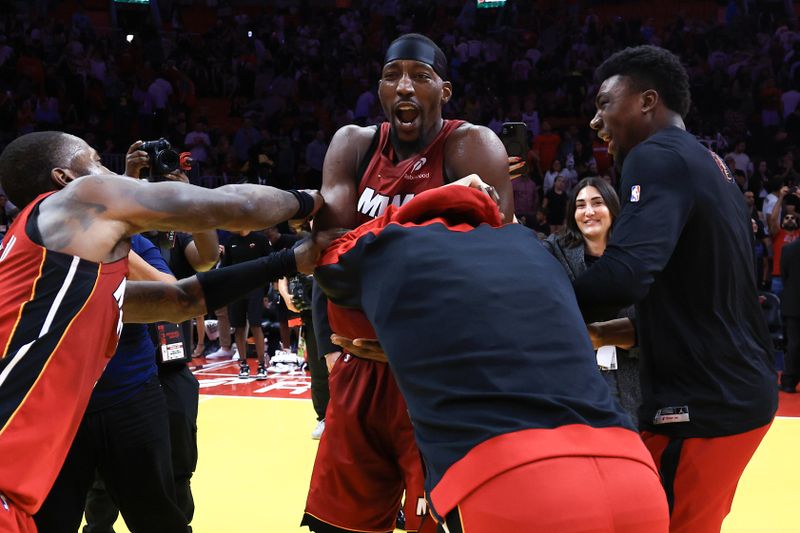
[199,394,309,402]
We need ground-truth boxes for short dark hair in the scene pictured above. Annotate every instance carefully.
[0,132,76,208]
[768,176,785,193]
[595,45,691,118]
[560,177,621,248]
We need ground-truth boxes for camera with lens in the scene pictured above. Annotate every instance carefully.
[141,138,181,178]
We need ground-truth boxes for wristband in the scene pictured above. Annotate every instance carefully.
[287,189,315,219]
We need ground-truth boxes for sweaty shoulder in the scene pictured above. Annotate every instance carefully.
[446,122,499,150]
[444,122,514,219]
[328,124,379,167]
[444,122,506,172]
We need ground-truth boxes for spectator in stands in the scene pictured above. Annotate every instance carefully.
[561,153,579,191]
[184,120,211,173]
[543,158,563,196]
[521,96,540,137]
[529,206,551,237]
[726,140,753,177]
[776,150,800,186]
[734,169,748,191]
[354,80,377,126]
[544,177,641,424]
[233,116,262,166]
[543,174,568,232]
[764,177,785,223]
[768,187,800,296]
[148,72,173,136]
[532,120,560,176]
[749,159,771,210]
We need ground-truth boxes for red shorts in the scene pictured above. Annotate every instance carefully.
[441,456,669,532]
[0,495,37,533]
[642,421,772,533]
[430,426,669,532]
[303,355,430,532]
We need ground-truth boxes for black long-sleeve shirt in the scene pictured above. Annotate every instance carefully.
[573,126,777,438]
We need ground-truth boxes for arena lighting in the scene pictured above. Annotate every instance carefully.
[247,30,253,38]
[126,34,134,43]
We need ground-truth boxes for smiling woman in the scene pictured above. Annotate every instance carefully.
[542,177,641,424]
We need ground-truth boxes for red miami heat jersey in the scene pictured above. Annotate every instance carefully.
[0,192,128,514]
[356,119,464,224]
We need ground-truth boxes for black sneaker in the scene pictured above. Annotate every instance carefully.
[256,365,268,380]
[238,361,250,379]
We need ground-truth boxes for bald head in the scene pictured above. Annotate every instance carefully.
[0,132,85,208]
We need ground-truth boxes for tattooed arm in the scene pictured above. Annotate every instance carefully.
[37,174,323,263]
[123,279,207,324]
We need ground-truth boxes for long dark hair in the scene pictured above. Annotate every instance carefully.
[560,177,621,248]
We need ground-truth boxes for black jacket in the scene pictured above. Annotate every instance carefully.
[781,239,800,317]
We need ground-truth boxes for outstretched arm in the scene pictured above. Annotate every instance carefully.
[768,187,788,237]
[123,230,338,323]
[39,175,321,263]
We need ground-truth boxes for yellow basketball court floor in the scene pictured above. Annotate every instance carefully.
[98,358,800,533]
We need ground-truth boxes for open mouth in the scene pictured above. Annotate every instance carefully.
[395,104,420,126]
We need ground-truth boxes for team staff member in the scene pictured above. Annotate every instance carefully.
[0,131,327,532]
[223,229,273,379]
[315,184,669,532]
[131,144,221,528]
[574,45,777,532]
[304,33,512,533]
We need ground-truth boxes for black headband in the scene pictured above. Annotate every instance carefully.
[384,36,448,78]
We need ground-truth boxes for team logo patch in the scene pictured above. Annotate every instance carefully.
[630,185,641,202]
[709,150,734,182]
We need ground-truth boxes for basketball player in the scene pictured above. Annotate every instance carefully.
[303,33,513,533]
[575,45,777,532]
[315,184,669,532]
[0,131,328,532]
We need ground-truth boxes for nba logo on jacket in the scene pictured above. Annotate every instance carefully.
[630,185,641,202]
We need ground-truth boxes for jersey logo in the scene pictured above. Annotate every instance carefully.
[0,235,16,263]
[415,497,428,516]
[411,157,427,173]
[357,187,415,218]
[709,150,734,182]
[112,278,126,338]
[630,185,641,202]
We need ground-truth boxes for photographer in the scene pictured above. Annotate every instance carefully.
[279,274,328,440]
[83,140,220,530]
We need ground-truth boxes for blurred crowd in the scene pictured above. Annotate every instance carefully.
[1,0,800,224]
